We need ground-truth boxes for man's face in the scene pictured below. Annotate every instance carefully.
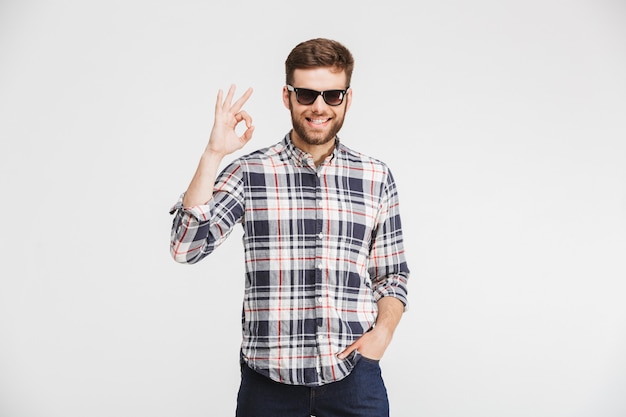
[283,67,352,148]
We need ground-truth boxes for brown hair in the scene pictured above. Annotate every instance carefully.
[285,38,355,87]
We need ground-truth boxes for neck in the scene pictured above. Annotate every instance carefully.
[290,132,336,166]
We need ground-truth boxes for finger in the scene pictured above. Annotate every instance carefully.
[215,89,224,114]
[235,110,253,128]
[231,87,253,113]
[240,125,255,144]
[222,84,236,109]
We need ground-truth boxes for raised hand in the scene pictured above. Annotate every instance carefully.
[182,85,254,208]
[206,85,255,157]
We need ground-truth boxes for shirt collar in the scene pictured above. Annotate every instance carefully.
[283,132,340,168]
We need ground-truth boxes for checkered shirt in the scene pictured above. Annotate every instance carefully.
[170,134,410,386]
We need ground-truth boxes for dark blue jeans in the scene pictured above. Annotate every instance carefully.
[235,357,389,417]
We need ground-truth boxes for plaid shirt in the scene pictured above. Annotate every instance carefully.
[170,134,410,386]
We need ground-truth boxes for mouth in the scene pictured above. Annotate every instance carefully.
[306,117,331,127]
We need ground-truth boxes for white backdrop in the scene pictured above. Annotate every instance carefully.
[1,1,625,416]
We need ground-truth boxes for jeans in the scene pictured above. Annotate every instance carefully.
[235,356,389,417]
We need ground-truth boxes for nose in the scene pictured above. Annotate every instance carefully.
[310,94,327,112]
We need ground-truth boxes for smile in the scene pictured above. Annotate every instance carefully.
[307,118,331,125]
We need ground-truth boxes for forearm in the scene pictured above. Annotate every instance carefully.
[374,296,405,338]
[182,150,225,208]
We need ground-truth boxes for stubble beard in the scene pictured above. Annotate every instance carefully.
[289,103,345,146]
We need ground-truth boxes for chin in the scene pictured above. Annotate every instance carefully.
[302,133,334,146]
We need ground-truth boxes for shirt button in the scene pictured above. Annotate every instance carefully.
[318,200,323,207]
[317,297,323,304]
[317,233,323,239]
[317,263,323,270]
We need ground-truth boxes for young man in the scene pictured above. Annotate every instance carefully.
[170,38,410,417]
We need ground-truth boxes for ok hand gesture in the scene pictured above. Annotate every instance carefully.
[206,84,255,157]
[182,85,255,208]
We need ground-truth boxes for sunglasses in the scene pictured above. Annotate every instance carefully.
[286,84,349,106]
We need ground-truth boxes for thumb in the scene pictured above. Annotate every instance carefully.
[240,126,255,144]
[337,342,357,359]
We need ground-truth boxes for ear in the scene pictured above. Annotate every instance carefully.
[282,86,291,109]
[345,88,353,111]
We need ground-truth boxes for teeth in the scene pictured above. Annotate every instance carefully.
[310,119,327,124]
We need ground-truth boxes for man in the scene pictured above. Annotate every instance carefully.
[170,38,410,417]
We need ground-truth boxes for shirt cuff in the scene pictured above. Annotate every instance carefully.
[373,281,409,312]
[169,193,214,221]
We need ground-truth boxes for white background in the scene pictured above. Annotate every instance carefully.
[1,1,625,416]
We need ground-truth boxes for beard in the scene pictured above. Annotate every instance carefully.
[289,102,346,146]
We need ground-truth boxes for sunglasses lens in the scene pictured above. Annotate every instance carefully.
[296,89,317,105]
[291,87,346,106]
[324,90,344,106]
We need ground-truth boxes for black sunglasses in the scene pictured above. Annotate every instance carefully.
[286,85,349,106]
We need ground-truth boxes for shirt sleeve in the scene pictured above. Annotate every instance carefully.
[169,160,245,264]
[368,167,410,310]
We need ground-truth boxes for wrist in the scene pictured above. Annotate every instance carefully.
[202,148,226,161]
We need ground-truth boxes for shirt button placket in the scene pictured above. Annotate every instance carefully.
[314,169,325,379]
[315,173,324,285]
